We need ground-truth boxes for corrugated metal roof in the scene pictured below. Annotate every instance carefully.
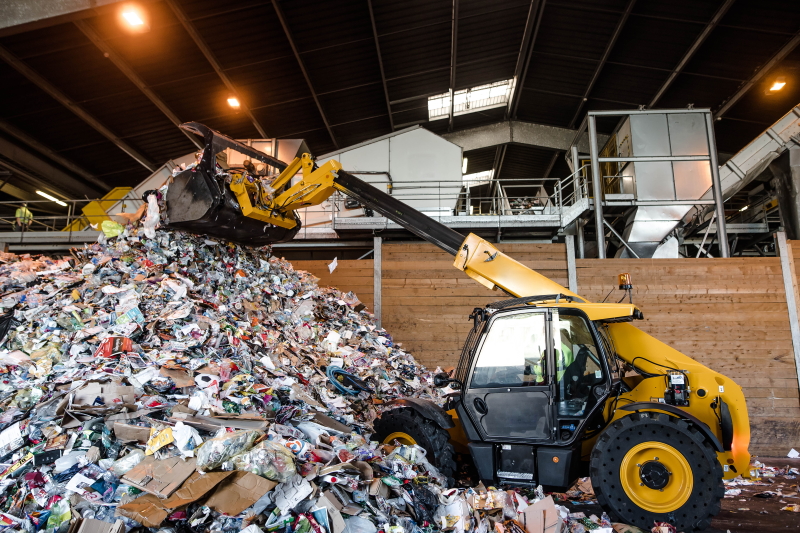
[0,0,797,196]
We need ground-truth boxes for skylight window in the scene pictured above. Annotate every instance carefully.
[428,79,514,121]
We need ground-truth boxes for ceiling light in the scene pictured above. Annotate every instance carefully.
[228,97,241,109]
[739,205,749,212]
[119,5,149,32]
[462,158,468,174]
[37,190,67,207]
[769,77,786,92]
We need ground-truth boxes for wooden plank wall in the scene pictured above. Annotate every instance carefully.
[576,257,800,456]
[291,259,374,311]
[381,242,569,369]
[291,244,800,455]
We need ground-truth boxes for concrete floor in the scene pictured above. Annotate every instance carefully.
[708,457,800,533]
[561,457,800,532]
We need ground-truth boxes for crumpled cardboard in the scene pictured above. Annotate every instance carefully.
[118,470,275,525]
[112,422,150,443]
[519,496,562,533]
[316,491,346,533]
[117,470,234,527]
[121,456,197,498]
[160,367,194,388]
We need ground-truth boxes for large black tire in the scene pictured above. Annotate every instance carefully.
[373,407,457,483]
[590,412,724,532]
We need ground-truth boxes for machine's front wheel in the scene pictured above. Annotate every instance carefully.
[590,412,724,532]
[373,407,457,483]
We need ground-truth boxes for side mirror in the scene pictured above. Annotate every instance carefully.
[433,373,452,388]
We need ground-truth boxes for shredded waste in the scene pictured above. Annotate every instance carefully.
[0,188,752,533]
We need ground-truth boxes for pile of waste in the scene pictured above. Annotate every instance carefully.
[508,198,542,216]
[0,191,682,533]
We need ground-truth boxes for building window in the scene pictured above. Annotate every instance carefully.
[428,79,514,121]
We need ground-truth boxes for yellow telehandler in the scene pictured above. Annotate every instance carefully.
[166,123,750,532]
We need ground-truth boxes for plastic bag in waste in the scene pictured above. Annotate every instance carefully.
[231,439,296,482]
[0,310,19,345]
[101,220,125,238]
[342,516,377,533]
[196,429,261,472]
[142,191,160,240]
[110,449,145,476]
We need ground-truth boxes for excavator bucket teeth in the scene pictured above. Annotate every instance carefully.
[164,122,301,246]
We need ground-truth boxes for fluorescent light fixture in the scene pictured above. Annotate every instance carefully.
[769,77,786,91]
[462,158,468,174]
[122,9,144,26]
[36,190,67,207]
[227,97,241,108]
[739,205,748,212]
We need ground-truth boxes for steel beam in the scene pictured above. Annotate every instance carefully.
[74,20,203,151]
[0,136,99,198]
[0,119,108,192]
[649,0,735,108]
[373,235,382,327]
[0,175,41,201]
[0,45,156,172]
[542,151,560,182]
[569,0,636,128]
[0,0,125,36]
[714,30,800,120]
[705,112,730,257]
[271,0,338,148]
[448,0,459,132]
[366,0,394,132]
[443,120,608,153]
[511,0,546,119]
[0,159,74,206]
[507,0,542,120]
[588,115,605,258]
[164,0,268,138]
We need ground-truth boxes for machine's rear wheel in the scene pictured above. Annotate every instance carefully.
[373,407,457,483]
[590,412,724,532]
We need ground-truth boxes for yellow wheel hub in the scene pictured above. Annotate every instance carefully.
[382,432,417,445]
[620,441,693,513]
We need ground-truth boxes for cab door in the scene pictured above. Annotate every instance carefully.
[462,309,554,442]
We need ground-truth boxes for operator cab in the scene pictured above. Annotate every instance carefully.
[453,295,623,487]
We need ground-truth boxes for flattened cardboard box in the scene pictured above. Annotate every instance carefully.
[113,422,150,443]
[122,456,197,498]
[76,519,124,533]
[205,471,277,515]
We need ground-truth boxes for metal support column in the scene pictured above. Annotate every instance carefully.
[588,115,606,258]
[373,236,382,327]
[705,113,730,257]
[776,232,800,394]
[576,219,585,259]
[565,235,578,293]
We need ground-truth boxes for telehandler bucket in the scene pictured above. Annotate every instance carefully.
[165,122,302,246]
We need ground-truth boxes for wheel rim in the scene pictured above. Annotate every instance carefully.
[382,432,417,445]
[619,441,693,513]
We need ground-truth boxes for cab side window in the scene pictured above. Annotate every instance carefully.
[555,314,605,416]
[470,312,547,388]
